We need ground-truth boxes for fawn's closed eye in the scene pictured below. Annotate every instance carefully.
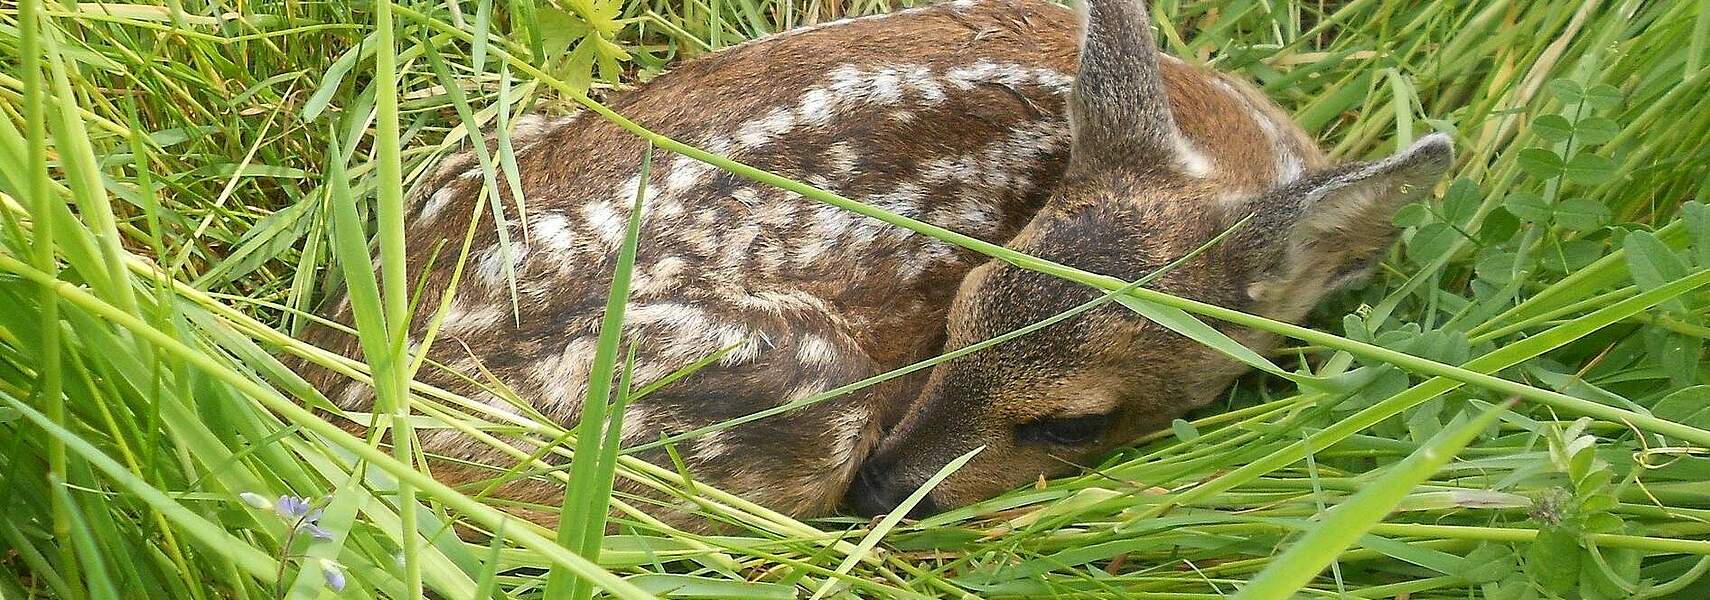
[1016,414,1108,446]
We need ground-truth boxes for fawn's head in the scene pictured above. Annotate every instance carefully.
[846,0,1452,517]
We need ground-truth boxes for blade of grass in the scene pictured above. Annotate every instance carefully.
[1231,400,1512,599]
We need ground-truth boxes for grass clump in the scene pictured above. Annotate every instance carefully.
[3,0,1710,598]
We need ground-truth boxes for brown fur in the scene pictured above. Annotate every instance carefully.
[847,0,1452,515]
[292,0,1449,528]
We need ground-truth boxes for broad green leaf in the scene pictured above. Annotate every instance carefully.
[1563,153,1617,185]
[1392,202,1433,227]
[1517,148,1565,179]
[1170,418,1200,442]
[1540,239,1604,273]
[1574,116,1620,145]
[1555,197,1611,231]
[1441,178,1482,224]
[1476,250,1520,284]
[1625,231,1689,292]
[1582,84,1623,110]
[1682,202,1710,266]
[1652,386,1710,429]
[1526,523,1582,595]
[1532,114,1574,143]
[1547,79,1585,104]
[1460,544,1520,584]
[1408,222,1462,262]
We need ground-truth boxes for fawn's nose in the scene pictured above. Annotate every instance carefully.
[844,460,939,519]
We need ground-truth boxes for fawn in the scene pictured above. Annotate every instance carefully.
[299,0,1452,525]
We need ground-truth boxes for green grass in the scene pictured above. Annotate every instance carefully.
[4,0,1710,598]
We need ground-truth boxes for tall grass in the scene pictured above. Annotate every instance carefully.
[3,0,1709,598]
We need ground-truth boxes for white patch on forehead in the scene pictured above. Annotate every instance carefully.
[1210,75,1308,184]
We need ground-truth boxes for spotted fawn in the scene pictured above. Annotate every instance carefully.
[299,0,1452,525]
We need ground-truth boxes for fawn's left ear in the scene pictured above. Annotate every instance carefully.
[1068,0,1180,165]
[1242,133,1455,318]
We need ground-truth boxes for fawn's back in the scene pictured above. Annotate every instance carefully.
[300,0,1352,522]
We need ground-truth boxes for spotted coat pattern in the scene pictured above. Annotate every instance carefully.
[296,0,1323,522]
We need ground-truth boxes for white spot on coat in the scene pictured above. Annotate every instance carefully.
[796,334,841,366]
[583,199,627,251]
[420,187,458,223]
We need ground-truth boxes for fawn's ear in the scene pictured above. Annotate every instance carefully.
[1069,0,1179,163]
[1242,134,1455,318]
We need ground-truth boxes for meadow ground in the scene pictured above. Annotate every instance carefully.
[3,0,1710,598]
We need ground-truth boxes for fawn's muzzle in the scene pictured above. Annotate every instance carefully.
[843,460,939,518]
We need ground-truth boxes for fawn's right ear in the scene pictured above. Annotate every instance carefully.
[1240,134,1455,319]
[1069,0,1180,165]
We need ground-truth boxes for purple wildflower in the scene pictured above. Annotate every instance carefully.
[319,559,346,592]
[274,496,312,520]
[302,522,335,541]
